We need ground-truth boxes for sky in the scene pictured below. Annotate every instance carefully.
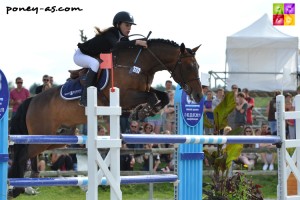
[0,0,299,89]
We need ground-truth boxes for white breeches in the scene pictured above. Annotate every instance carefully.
[73,49,99,72]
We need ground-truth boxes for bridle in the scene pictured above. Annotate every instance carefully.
[146,48,200,95]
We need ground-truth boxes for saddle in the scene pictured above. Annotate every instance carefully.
[60,68,109,100]
[68,68,102,84]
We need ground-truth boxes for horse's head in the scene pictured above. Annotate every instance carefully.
[169,43,203,103]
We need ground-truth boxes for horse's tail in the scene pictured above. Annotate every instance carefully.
[9,97,32,178]
[8,97,33,197]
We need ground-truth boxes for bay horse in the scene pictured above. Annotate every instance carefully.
[9,38,203,197]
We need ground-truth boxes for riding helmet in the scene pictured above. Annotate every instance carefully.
[113,11,136,27]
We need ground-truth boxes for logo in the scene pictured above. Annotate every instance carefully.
[181,91,204,127]
[273,3,295,26]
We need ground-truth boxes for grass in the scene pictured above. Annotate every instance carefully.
[16,173,277,200]
[17,183,174,200]
[254,97,272,107]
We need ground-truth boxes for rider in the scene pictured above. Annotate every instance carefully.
[74,11,148,106]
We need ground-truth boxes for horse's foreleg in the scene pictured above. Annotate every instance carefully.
[123,90,161,121]
[149,88,169,113]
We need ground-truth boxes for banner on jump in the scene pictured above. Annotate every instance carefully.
[180,91,203,127]
[0,69,9,120]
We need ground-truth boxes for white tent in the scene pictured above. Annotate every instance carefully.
[226,14,298,91]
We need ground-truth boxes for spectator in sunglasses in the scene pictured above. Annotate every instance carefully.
[35,74,50,95]
[9,77,30,117]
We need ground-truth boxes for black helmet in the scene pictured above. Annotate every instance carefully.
[113,11,136,27]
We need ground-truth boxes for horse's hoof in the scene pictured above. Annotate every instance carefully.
[8,187,25,198]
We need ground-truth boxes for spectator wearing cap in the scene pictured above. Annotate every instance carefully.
[35,74,50,95]
[9,77,30,117]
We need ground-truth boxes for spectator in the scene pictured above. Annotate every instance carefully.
[285,92,293,105]
[202,85,209,96]
[259,123,276,171]
[160,130,175,172]
[223,126,232,135]
[266,90,281,135]
[165,80,174,92]
[233,92,248,130]
[228,84,239,129]
[285,100,295,139]
[163,90,176,134]
[141,123,161,171]
[145,111,163,135]
[212,88,225,135]
[203,90,214,135]
[254,128,261,148]
[162,80,174,131]
[121,121,143,171]
[242,88,255,125]
[120,110,131,133]
[120,142,135,171]
[141,123,155,135]
[98,125,107,136]
[124,121,143,149]
[35,74,50,95]
[142,143,161,172]
[37,154,46,172]
[238,126,257,171]
[292,86,300,110]
[50,152,73,171]
[42,82,52,92]
[49,76,58,87]
[9,77,30,118]
[212,88,224,110]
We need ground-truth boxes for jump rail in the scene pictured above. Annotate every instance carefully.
[9,175,178,187]
[9,135,281,145]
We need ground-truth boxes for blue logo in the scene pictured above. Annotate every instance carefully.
[0,69,9,120]
[180,91,203,127]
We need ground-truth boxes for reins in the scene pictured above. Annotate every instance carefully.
[113,40,200,94]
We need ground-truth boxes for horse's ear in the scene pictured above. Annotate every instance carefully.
[192,44,202,53]
[180,43,185,54]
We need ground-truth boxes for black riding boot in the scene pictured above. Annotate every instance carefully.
[79,69,97,107]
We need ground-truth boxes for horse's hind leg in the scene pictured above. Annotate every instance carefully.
[8,144,29,197]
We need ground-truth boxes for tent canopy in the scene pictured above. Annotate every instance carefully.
[226,14,298,91]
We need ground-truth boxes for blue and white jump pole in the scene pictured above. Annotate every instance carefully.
[174,86,204,200]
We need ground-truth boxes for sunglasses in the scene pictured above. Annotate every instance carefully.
[43,79,49,81]
[232,87,238,89]
[146,127,152,129]
[16,82,23,84]
[131,125,137,128]
[245,130,252,132]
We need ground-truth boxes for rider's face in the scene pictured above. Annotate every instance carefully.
[119,22,132,36]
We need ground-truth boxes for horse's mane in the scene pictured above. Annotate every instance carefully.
[148,39,179,47]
